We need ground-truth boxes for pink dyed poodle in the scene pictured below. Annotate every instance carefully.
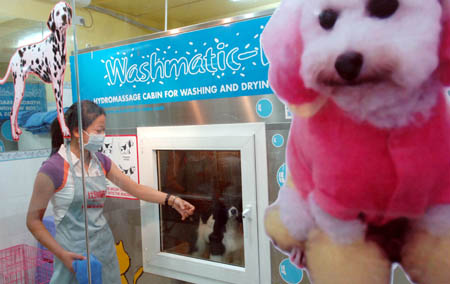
[263,0,450,283]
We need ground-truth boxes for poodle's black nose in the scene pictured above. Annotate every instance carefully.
[230,208,238,216]
[335,51,363,81]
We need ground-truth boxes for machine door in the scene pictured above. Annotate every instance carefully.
[138,123,268,284]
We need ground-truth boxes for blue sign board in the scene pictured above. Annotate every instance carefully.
[256,98,273,118]
[272,134,284,148]
[279,258,303,284]
[0,83,47,120]
[277,163,287,187]
[71,16,273,108]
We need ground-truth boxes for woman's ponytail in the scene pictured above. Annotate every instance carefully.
[50,116,64,156]
[50,103,76,155]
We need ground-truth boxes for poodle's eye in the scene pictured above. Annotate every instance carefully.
[367,0,399,19]
[319,9,339,30]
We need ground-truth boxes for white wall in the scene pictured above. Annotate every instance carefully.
[18,132,52,151]
[2,83,74,249]
[0,156,50,250]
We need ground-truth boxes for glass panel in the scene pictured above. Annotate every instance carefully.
[0,2,88,283]
[158,150,245,267]
[74,2,167,283]
[72,0,276,283]
[167,0,280,29]
[0,16,60,152]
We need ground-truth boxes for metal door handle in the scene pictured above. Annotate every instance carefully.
[242,205,252,219]
[242,205,252,242]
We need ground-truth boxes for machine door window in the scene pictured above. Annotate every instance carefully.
[158,150,245,267]
[138,123,266,284]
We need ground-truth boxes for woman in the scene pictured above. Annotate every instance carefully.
[26,100,195,283]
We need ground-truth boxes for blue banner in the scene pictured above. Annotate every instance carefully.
[0,83,47,120]
[71,16,272,108]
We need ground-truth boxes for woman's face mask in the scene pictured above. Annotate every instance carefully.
[83,131,105,152]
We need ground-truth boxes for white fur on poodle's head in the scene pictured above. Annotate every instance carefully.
[300,0,443,127]
[301,0,441,92]
[262,0,450,128]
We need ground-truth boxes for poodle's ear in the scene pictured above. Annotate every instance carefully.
[261,0,318,105]
[439,0,450,85]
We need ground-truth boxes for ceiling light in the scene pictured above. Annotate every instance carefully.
[222,18,232,24]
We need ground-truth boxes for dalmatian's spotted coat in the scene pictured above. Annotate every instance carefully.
[0,2,72,141]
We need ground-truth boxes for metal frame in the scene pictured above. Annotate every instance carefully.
[71,1,93,283]
[75,9,275,54]
[70,7,275,284]
[87,5,161,32]
[138,123,270,284]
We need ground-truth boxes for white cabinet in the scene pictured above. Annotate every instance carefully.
[138,123,270,284]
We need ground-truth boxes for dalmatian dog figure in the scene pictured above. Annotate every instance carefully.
[0,2,72,141]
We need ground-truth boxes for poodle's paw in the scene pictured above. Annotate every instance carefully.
[265,205,306,268]
[265,204,304,254]
[265,185,315,252]
[289,246,306,268]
